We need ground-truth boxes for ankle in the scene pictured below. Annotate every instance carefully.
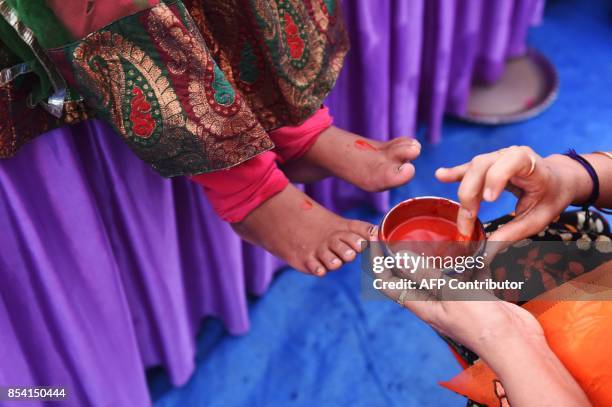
[269,107,333,163]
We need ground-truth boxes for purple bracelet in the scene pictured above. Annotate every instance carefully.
[563,149,600,219]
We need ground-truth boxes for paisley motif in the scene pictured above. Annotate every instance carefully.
[146,3,258,138]
[184,0,348,127]
[6,0,346,176]
[283,12,305,61]
[323,0,335,15]
[304,0,338,36]
[48,2,273,176]
[146,9,188,76]
[211,63,236,106]
[70,30,184,148]
[129,87,156,138]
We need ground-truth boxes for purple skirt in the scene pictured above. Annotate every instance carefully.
[0,1,542,405]
[0,120,282,405]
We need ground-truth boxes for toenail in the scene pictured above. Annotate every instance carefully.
[398,163,408,172]
[357,239,367,249]
[314,267,325,276]
[331,258,341,266]
[345,249,356,257]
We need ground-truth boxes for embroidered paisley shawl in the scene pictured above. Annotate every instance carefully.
[0,0,348,177]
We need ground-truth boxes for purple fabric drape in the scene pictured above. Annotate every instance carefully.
[0,120,285,406]
[0,1,542,406]
[327,0,544,143]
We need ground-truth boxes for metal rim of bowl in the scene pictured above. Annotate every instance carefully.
[378,197,488,277]
[379,196,486,244]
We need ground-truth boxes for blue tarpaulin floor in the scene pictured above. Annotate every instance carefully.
[150,0,612,405]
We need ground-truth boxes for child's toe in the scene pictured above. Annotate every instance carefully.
[383,161,415,188]
[341,232,367,252]
[318,249,343,270]
[348,220,376,238]
[330,239,356,262]
[306,258,327,276]
[387,138,421,162]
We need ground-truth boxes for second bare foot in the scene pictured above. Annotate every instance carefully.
[281,126,420,191]
[232,184,375,276]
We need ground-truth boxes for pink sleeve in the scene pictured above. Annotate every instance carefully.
[192,106,331,222]
[269,106,333,164]
[190,151,288,223]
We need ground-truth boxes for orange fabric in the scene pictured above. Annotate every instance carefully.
[447,347,470,370]
[46,0,160,39]
[440,363,499,406]
[441,260,612,406]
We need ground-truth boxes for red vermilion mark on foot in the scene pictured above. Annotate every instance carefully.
[354,140,378,151]
[301,199,314,210]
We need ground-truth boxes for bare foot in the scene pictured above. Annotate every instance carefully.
[232,184,375,276]
[281,126,420,191]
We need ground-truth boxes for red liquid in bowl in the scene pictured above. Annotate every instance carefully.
[380,197,484,258]
[387,216,460,242]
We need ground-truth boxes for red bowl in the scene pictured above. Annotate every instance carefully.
[379,196,486,257]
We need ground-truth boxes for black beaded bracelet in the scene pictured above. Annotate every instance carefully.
[564,149,599,206]
[563,149,602,223]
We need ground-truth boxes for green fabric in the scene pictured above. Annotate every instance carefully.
[0,17,50,102]
[0,19,24,66]
[5,0,72,48]
[0,0,72,103]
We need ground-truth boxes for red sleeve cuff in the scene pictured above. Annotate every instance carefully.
[269,106,333,164]
[190,106,332,222]
[190,151,288,223]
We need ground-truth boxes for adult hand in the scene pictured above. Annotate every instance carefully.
[435,146,589,244]
[367,237,590,407]
[368,235,543,357]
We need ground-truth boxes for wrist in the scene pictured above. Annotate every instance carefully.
[544,154,592,205]
[480,329,547,365]
[474,322,546,362]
